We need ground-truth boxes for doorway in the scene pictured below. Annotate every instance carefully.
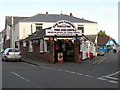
[65,40,74,62]
[54,39,74,62]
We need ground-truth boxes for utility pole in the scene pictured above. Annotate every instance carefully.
[10,16,13,48]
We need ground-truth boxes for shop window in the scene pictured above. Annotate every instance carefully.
[40,39,44,53]
[44,40,50,52]
[23,41,26,47]
[15,42,18,48]
[29,41,33,52]
[47,41,50,51]
[36,23,43,31]
[78,25,84,33]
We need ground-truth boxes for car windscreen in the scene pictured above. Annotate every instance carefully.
[8,49,19,52]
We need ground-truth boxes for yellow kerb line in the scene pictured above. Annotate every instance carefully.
[97,57,107,65]
[92,56,106,65]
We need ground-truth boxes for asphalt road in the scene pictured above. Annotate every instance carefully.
[1,53,119,88]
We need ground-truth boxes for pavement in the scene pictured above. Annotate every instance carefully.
[22,52,118,64]
[21,54,104,67]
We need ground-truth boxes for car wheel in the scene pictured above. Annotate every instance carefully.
[2,58,4,61]
[5,59,8,62]
[19,60,21,62]
[18,59,22,62]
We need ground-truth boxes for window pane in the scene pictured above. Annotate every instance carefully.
[9,49,19,52]
[47,41,50,51]
[36,26,42,31]
[78,27,84,33]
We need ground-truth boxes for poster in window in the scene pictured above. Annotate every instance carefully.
[40,39,44,53]
[23,41,26,47]
[29,41,33,52]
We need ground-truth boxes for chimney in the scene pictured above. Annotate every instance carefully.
[70,13,73,16]
[82,17,84,19]
[46,12,48,14]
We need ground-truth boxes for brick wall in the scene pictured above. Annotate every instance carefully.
[4,39,10,49]
[20,39,81,63]
[20,41,50,62]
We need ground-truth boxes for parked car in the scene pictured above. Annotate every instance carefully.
[97,51,105,56]
[2,48,22,62]
[97,48,105,56]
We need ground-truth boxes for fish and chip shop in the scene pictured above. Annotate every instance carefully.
[19,14,97,63]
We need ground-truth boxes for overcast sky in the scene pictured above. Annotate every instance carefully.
[0,0,119,43]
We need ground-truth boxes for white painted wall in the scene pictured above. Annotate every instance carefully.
[0,32,3,52]
[43,22,97,35]
[12,21,97,49]
[6,26,11,40]
[44,22,97,35]
[74,23,97,35]
[12,24,19,48]
[18,22,97,40]
[19,22,36,40]
[84,23,97,35]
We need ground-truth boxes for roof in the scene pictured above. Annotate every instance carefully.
[97,36,109,46]
[84,35,97,43]
[21,14,97,23]
[23,30,45,41]
[5,16,29,26]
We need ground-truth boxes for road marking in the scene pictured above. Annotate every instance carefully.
[97,57,107,65]
[70,71,76,74]
[105,76,118,80]
[108,80,118,83]
[21,61,118,84]
[11,72,30,82]
[105,71,120,77]
[92,56,107,65]
[76,73,83,76]
[40,66,95,79]
[21,62,38,67]
[97,77,118,84]
[97,77,107,80]
[57,69,63,71]
[97,71,119,84]
[85,75,94,78]
[64,70,70,73]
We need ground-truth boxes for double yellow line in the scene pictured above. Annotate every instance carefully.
[92,56,107,65]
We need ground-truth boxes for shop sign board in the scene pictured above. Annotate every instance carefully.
[46,20,82,36]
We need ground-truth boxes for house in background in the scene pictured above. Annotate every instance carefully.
[97,36,119,53]
[3,16,29,49]
[0,30,4,52]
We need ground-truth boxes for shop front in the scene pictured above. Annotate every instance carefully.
[20,20,96,63]
[45,20,82,63]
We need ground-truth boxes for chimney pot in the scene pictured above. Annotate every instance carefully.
[70,13,73,16]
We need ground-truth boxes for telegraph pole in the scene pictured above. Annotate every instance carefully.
[10,16,13,48]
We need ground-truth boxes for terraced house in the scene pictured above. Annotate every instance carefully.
[0,30,4,52]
